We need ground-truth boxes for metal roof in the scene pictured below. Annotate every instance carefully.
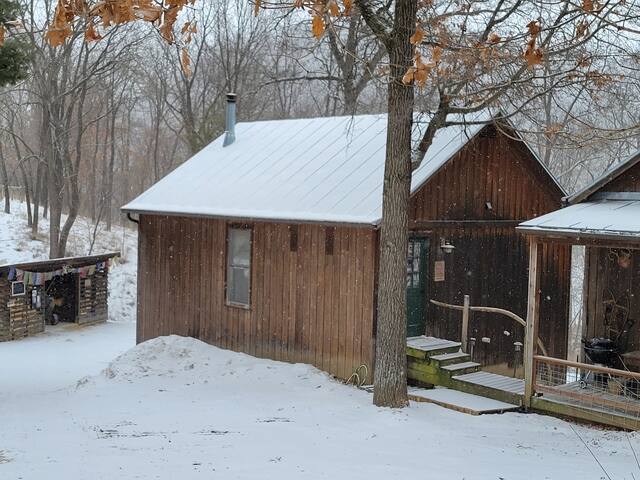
[122,112,558,225]
[567,148,640,205]
[518,200,640,240]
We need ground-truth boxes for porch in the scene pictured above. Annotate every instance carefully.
[518,196,640,429]
[407,335,640,429]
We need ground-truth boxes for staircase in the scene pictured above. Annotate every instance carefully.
[407,336,524,406]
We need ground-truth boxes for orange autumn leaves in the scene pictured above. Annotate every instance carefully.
[46,0,191,46]
[523,21,542,67]
[44,0,195,76]
[268,0,351,39]
[402,19,544,88]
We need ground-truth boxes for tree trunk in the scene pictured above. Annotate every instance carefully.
[18,162,33,227]
[42,179,48,219]
[45,114,64,258]
[105,98,117,231]
[0,142,10,214]
[372,0,417,408]
[90,119,100,222]
[32,162,43,235]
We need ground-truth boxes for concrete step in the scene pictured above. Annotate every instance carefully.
[441,361,481,376]
[430,351,470,366]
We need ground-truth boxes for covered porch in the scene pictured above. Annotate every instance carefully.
[519,198,640,429]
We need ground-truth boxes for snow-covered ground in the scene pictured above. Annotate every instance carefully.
[1,201,640,479]
[1,332,639,480]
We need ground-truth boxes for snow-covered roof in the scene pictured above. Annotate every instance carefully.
[567,148,640,204]
[0,252,120,272]
[122,112,546,225]
[518,200,640,239]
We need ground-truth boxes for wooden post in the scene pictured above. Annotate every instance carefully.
[461,294,470,353]
[524,240,541,409]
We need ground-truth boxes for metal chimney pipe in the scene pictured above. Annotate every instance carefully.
[223,92,237,147]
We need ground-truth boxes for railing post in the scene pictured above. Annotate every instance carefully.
[524,240,541,409]
[461,294,470,353]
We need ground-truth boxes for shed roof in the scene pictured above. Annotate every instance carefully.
[517,200,640,241]
[0,252,120,273]
[567,148,640,204]
[122,112,557,225]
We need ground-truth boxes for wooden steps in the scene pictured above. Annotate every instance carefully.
[451,371,525,405]
[441,361,481,374]
[430,351,470,366]
[406,336,478,385]
[453,371,525,395]
[406,336,524,406]
[406,336,461,359]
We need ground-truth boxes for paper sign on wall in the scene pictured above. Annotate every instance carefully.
[434,260,445,282]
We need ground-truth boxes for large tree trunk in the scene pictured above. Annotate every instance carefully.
[45,112,64,258]
[372,0,417,408]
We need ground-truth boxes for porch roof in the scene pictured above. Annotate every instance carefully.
[517,199,640,242]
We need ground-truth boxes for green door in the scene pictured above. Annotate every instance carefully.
[406,237,428,337]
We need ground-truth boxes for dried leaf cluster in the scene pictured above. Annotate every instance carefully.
[45,0,194,47]
[523,21,542,67]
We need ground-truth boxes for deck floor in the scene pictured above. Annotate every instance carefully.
[454,371,525,395]
[537,380,640,419]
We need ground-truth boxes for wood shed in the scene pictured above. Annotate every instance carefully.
[123,98,568,381]
[0,253,118,341]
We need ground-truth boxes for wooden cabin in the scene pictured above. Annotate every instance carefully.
[123,100,568,381]
[0,253,118,341]
[519,151,640,428]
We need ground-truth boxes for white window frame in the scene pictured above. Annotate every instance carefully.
[226,225,252,308]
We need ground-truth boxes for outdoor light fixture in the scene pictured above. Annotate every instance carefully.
[440,238,455,254]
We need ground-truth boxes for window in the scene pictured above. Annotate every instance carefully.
[226,227,252,307]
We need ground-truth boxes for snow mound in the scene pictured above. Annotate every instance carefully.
[102,335,216,380]
[100,335,322,384]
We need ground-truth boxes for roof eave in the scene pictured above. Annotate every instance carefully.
[122,207,378,229]
[517,225,640,245]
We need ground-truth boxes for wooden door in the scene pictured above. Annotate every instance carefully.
[407,237,429,337]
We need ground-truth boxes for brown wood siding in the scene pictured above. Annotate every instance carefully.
[409,126,560,222]
[410,127,570,372]
[137,215,377,380]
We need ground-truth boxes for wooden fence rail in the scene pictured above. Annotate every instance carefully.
[430,298,549,356]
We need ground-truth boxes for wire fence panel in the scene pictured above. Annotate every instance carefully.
[534,355,640,421]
